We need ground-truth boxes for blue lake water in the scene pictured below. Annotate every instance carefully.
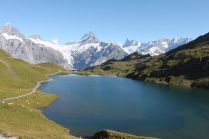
[39,74,209,139]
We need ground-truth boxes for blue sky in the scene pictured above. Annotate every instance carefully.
[0,0,209,43]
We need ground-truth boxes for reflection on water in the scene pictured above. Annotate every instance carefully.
[39,74,209,139]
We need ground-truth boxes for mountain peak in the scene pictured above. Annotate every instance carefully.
[125,38,131,42]
[0,22,23,37]
[123,38,139,47]
[81,31,99,43]
[4,22,13,27]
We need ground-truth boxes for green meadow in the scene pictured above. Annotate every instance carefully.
[0,49,77,139]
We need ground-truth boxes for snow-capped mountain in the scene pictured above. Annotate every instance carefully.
[71,41,127,69]
[0,23,192,70]
[29,32,127,69]
[0,23,127,69]
[122,37,192,56]
[0,23,70,68]
[80,31,100,44]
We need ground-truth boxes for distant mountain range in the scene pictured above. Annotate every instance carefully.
[122,37,192,56]
[0,23,192,69]
[83,32,209,89]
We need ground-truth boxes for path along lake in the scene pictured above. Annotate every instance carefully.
[39,74,209,139]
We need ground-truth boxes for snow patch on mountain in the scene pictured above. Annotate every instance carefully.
[28,31,127,69]
[2,33,23,42]
[0,23,71,69]
[122,37,192,56]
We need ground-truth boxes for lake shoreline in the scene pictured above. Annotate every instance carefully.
[75,71,209,90]
[0,70,79,139]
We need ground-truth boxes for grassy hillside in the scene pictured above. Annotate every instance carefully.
[132,32,209,88]
[0,49,68,99]
[78,52,151,77]
[0,49,77,139]
[80,32,209,89]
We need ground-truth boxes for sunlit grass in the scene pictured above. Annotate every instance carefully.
[0,49,76,139]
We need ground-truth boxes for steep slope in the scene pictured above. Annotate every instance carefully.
[0,23,71,69]
[122,37,192,56]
